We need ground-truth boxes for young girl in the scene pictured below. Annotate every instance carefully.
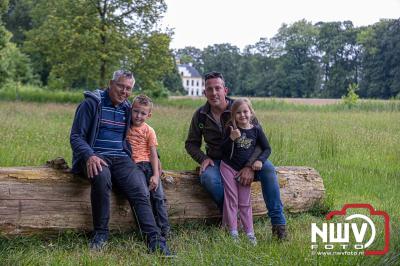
[220,98,272,245]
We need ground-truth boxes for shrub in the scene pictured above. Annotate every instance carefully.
[341,83,359,107]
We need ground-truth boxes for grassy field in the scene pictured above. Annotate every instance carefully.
[0,100,399,265]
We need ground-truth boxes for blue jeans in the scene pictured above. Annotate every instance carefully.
[84,156,165,245]
[199,159,286,225]
[136,161,171,236]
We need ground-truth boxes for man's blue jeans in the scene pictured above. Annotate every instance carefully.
[199,159,286,225]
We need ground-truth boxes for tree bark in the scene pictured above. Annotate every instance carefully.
[0,165,325,235]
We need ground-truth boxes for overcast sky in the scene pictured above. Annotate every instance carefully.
[161,0,400,50]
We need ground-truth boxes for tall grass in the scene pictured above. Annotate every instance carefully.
[0,84,83,103]
[1,84,400,111]
[0,101,399,265]
[156,97,400,112]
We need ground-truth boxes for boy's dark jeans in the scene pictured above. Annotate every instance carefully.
[136,161,171,237]
[83,155,165,245]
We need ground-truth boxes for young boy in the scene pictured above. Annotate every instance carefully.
[126,94,171,238]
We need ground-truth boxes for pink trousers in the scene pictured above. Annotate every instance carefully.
[220,161,254,234]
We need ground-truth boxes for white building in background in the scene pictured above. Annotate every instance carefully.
[177,63,204,96]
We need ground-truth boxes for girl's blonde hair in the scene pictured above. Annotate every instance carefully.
[230,98,257,128]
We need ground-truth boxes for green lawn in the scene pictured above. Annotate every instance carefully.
[0,100,399,265]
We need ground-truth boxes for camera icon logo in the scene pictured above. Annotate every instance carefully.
[311,203,390,256]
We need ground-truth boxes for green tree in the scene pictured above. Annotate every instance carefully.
[0,0,34,89]
[270,20,320,97]
[358,19,400,98]
[236,42,274,96]
[175,46,203,73]
[24,0,171,91]
[2,0,34,46]
[202,43,241,94]
[0,23,13,86]
[163,54,184,94]
[3,0,51,85]
[316,21,361,98]
[126,31,174,97]
[237,49,260,96]
[0,0,10,50]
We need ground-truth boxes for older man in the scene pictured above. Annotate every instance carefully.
[185,71,287,240]
[70,70,171,254]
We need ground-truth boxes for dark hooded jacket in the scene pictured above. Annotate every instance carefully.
[185,97,265,166]
[70,89,132,174]
[185,98,234,164]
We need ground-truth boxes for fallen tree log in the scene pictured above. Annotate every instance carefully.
[0,163,325,235]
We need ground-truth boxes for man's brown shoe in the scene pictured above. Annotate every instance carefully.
[272,225,288,241]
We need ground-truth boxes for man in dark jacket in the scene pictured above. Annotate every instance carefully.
[70,70,171,254]
[185,71,287,240]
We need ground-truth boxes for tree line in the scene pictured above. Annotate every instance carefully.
[176,19,400,99]
[1,0,183,97]
[1,0,399,99]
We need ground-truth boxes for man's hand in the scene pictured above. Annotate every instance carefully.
[252,160,262,171]
[149,175,159,191]
[86,155,108,178]
[235,166,254,186]
[229,126,241,141]
[200,158,214,174]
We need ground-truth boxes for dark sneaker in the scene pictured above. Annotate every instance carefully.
[161,228,171,239]
[149,240,176,258]
[89,232,108,251]
[272,225,288,241]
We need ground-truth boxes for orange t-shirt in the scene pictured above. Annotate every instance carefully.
[126,123,158,163]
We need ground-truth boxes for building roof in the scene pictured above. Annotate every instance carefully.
[179,64,202,78]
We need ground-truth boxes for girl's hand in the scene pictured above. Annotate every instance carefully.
[229,126,241,140]
[252,160,262,171]
[149,175,159,191]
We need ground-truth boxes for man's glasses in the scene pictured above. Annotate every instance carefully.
[114,82,133,93]
[204,71,224,81]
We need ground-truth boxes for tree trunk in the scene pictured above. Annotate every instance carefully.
[0,164,325,235]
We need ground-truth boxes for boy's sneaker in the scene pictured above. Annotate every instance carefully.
[89,232,108,251]
[149,239,176,258]
[247,235,257,246]
[161,228,171,239]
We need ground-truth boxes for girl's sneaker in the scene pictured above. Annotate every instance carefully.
[247,234,257,246]
[230,230,239,243]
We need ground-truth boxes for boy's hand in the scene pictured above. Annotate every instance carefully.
[252,160,262,171]
[149,175,159,191]
[229,126,241,141]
